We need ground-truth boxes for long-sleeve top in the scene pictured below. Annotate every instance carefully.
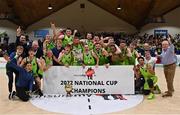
[51,47,63,65]
[9,52,17,64]
[9,52,25,64]
[6,59,34,91]
[160,44,177,65]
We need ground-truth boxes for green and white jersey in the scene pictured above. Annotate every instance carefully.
[62,35,73,47]
[140,67,157,90]
[129,50,137,65]
[119,48,130,65]
[94,49,108,65]
[106,47,111,53]
[83,51,96,65]
[111,54,123,65]
[38,56,53,76]
[44,56,53,66]
[26,57,38,77]
[46,41,55,50]
[86,40,94,50]
[60,52,73,65]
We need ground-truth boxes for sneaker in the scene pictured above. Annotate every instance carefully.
[111,95,119,100]
[102,95,110,100]
[33,89,39,94]
[11,91,16,99]
[38,90,43,97]
[8,92,12,100]
[116,94,127,100]
[147,93,155,100]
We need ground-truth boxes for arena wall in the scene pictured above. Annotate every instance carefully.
[140,7,180,37]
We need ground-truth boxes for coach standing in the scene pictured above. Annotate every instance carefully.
[160,36,176,97]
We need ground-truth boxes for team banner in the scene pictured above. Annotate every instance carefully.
[43,66,134,95]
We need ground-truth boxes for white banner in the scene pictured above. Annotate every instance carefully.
[43,66,134,94]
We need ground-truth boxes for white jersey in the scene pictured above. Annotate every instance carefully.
[135,57,157,68]
[145,57,157,68]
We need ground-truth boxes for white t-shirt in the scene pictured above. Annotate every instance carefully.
[135,57,157,68]
[145,57,157,68]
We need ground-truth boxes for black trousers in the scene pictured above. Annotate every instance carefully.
[6,66,18,93]
[143,79,154,95]
[135,76,145,92]
[16,86,30,102]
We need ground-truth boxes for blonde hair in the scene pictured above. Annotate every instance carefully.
[32,40,39,46]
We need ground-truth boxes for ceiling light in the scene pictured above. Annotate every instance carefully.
[48,4,53,10]
[117,5,121,10]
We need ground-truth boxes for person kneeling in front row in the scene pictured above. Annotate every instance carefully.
[135,57,159,100]
[4,53,34,102]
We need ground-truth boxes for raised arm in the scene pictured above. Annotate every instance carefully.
[99,37,110,47]
[7,58,22,73]
[72,29,77,38]
[16,26,21,37]
[51,22,56,35]
[166,35,175,53]
[135,50,140,58]
[114,44,121,54]
[16,26,21,44]
[126,48,132,57]
[50,22,58,41]
[102,48,109,57]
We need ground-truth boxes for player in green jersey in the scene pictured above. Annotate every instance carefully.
[58,45,73,67]
[83,44,99,67]
[94,43,109,67]
[20,48,43,96]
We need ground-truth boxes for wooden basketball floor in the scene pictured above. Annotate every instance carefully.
[0,66,180,115]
